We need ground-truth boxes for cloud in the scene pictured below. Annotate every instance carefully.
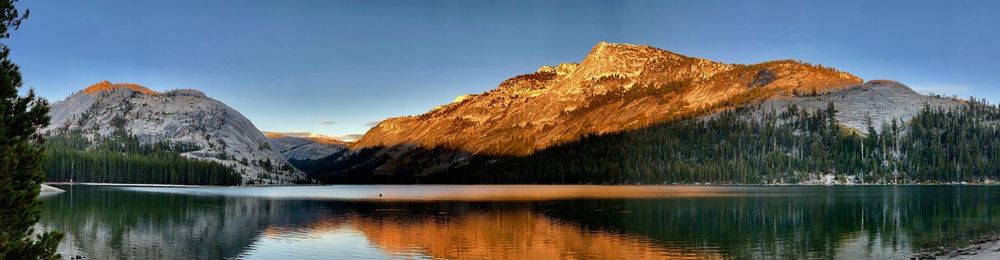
[262,131,312,138]
[264,131,364,142]
[319,120,336,125]
[335,134,365,142]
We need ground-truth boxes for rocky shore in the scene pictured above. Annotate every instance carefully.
[912,234,1000,259]
[39,184,64,194]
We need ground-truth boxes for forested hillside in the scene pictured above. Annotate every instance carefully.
[313,99,1000,184]
[42,132,243,185]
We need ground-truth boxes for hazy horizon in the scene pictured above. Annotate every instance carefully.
[10,0,1000,137]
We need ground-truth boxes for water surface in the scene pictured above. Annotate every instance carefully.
[38,185,1000,259]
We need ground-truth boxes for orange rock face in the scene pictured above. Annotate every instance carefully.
[353,42,861,156]
[82,80,160,95]
[350,211,720,259]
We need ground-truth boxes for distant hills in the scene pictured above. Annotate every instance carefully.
[263,131,347,161]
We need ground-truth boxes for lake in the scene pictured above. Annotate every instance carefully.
[37,185,1000,259]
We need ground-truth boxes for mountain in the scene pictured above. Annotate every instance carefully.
[263,131,348,161]
[311,42,968,183]
[44,81,305,185]
[354,42,861,156]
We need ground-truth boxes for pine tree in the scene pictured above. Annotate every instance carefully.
[0,0,62,258]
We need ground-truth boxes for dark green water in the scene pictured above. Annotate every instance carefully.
[37,185,1000,259]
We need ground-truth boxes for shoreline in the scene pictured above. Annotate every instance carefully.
[41,182,1000,187]
[45,182,206,188]
[40,184,64,193]
[913,233,1000,259]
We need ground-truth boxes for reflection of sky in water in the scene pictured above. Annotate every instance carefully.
[240,225,402,260]
[37,185,1000,259]
[122,185,822,201]
[834,232,913,260]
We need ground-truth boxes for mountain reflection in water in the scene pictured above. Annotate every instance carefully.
[37,185,1000,259]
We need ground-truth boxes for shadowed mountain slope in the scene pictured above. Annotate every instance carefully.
[264,131,348,161]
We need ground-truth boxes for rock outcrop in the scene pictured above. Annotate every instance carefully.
[46,81,305,184]
[756,80,961,131]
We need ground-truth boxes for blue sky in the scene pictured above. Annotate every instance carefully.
[7,0,1000,137]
